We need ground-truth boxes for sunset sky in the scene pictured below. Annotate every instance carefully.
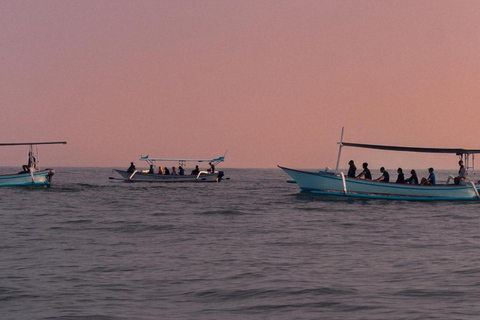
[1,1,480,169]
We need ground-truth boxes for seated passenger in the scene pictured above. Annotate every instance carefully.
[178,166,185,175]
[420,167,436,186]
[148,164,154,174]
[454,160,467,185]
[396,168,405,184]
[164,167,170,175]
[375,167,390,182]
[347,160,356,178]
[405,169,419,184]
[191,165,200,175]
[127,162,136,173]
[172,166,177,175]
[356,162,372,180]
[158,166,164,175]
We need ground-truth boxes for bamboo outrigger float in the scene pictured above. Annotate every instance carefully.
[0,141,67,187]
[279,128,480,201]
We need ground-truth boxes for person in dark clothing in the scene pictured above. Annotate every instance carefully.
[406,169,419,184]
[357,162,372,180]
[375,167,390,182]
[127,162,136,173]
[191,165,200,175]
[164,167,170,175]
[347,160,356,178]
[208,162,215,172]
[178,166,184,175]
[396,168,405,184]
[148,164,154,174]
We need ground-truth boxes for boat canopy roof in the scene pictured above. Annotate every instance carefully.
[140,155,225,162]
[342,142,480,155]
[0,141,67,146]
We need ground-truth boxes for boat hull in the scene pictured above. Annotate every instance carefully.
[113,169,221,182]
[279,166,479,200]
[0,170,54,187]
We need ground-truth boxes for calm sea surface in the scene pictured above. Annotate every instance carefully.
[1,167,480,320]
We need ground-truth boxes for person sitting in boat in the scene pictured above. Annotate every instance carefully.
[420,167,436,186]
[191,165,200,175]
[396,168,405,184]
[178,166,185,175]
[158,166,164,175]
[405,169,419,184]
[454,160,467,185]
[172,166,177,175]
[164,167,170,175]
[375,167,390,182]
[127,162,136,173]
[148,164,154,174]
[347,160,356,178]
[356,162,372,180]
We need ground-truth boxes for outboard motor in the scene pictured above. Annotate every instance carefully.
[216,171,224,182]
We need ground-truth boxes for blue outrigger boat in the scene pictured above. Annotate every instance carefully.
[280,128,480,201]
[0,141,66,187]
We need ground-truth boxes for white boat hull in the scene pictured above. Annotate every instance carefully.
[113,169,222,182]
[0,170,54,187]
[279,166,480,201]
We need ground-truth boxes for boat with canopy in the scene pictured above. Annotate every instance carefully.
[0,141,67,187]
[112,154,226,182]
[279,128,480,201]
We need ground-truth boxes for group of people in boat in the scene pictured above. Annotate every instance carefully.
[346,160,467,186]
[126,162,216,176]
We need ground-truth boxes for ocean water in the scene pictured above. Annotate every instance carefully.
[1,167,480,320]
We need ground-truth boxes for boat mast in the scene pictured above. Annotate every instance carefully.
[335,127,344,172]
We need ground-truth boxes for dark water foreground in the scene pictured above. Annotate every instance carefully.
[1,168,480,320]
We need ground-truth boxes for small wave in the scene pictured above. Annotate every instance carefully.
[395,289,465,297]
[196,209,248,215]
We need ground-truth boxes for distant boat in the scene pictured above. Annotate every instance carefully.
[0,141,67,187]
[112,154,226,183]
[279,128,480,201]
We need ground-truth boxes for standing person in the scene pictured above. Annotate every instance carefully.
[454,160,467,185]
[421,167,436,186]
[172,166,177,175]
[178,166,184,175]
[209,162,215,173]
[396,168,405,184]
[347,160,356,178]
[357,162,372,180]
[127,162,136,173]
[375,167,390,182]
[406,169,419,184]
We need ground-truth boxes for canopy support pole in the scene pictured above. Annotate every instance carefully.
[335,127,344,172]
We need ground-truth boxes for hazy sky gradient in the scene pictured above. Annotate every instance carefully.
[1,1,480,169]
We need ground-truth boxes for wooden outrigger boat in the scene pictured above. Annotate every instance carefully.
[0,141,66,187]
[279,129,480,201]
[112,154,226,183]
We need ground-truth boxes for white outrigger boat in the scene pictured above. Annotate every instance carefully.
[279,129,480,201]
[0,141,66,187]
[112,155,226,183]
